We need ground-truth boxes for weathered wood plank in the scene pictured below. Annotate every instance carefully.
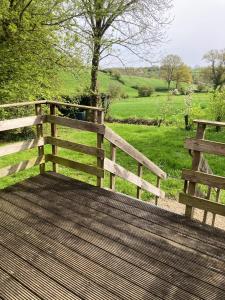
[104,158,165,198]
[182,169,225,190]
[0,244,82,300]
[0,115,45,132]
[0,266,42,300]
[47,100,104,111]
[155,177,161,206]
[185,123,206,218]
[46,115,105,134]
[35,104,45,174]
[212,189,221,227]
[104,127,166,179]
[0,138,45,157]
[136,163,143,199]
[109,143,117,191]
[0,100,47,109]
[194,119,225,127]
[185,138,225,156]
[0,156,45,178]
[46,137,104,158]
[179,193,225,217]
[46,154,104,178]
[50,104,58,172]
[97,110,104,187]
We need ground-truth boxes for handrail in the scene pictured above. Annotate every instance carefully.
[47,100,104,111]
[0,100,104,112]
[0,101,166,202]
[194,119,225,127]
[104,127,166,179]
[0,100,47,108]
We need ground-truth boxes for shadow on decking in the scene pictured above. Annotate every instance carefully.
[0,172,225,300]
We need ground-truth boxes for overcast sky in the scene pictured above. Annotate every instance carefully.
[102,0,225,68]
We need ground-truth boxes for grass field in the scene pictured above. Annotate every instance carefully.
[1,71,224,203]
[1,122,225,202]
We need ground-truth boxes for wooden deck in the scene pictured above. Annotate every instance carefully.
[1,172,225,300]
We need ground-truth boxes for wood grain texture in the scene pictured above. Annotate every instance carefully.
[185,123,206,218]
[180,193,225,217]
[46,154,104,178]
[46,115,105,134]
[185,139,225,156]
[109,143,117,191]
[104,158,165,198]
[1,173,225,300]
[47,100,104,111]
[0,100,47,109]
[104,127,166,179]
[50,104,58,172]
[0,115,45,132]
[96,110,104,187]
[136,163,143,199]
[182,169,225,190]
[46,137,104,158]
[35,104,45,174]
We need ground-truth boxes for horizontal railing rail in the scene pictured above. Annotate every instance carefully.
[104,126,166,202]
[0,101,166,203]
[0,100,104,111]
[180,119,225,226]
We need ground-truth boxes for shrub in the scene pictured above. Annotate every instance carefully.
[196,83,208,93]
[210,91,225,130]
[107,82,123,99]
[112,71,121,81]
[137,85,155,97]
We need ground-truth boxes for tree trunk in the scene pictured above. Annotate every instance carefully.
[168,81,171,90]
[90,41,101,107]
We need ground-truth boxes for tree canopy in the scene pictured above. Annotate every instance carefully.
[72,0,173,105]
[160,54,192,89]
[0,0,79,102]
[203,49,225,90]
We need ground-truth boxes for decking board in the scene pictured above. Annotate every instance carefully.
[0,173,225,300]
[47,172,225,246]
[23,175,225,259]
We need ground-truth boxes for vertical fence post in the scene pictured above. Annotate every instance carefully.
[110,143,116,191]
[50,103,58,173]
[35,103,45,174]
[97,109,104,187]
[202,187,211,224]
[185,123,206,218]
[212,188,221,227]
[136,163,143,199]
[155,177,161,206]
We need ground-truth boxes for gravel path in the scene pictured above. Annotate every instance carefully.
[156,198,225,231]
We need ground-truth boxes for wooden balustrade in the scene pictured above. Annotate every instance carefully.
[104,127,166,200]
[180,119,225,226]
[0,100,166,202]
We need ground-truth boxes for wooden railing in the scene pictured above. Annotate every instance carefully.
[0,101,166,201]
[104,127,166,200]
[179,119,225,226]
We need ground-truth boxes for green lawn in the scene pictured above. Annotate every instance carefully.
[0,71,223,203]
[1,122,225,202]
[59,70,136,97]
[109,93,211,124]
